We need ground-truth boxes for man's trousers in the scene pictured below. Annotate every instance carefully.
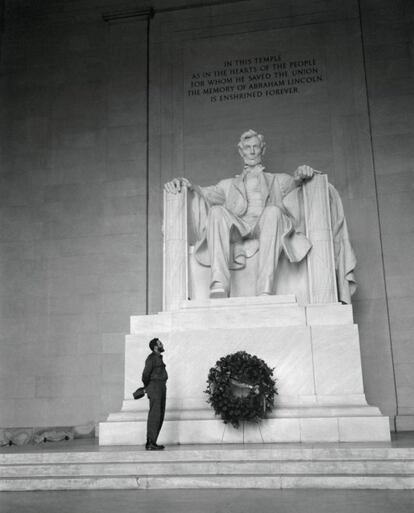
[146,381,166,444]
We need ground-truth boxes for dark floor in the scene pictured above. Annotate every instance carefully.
[1,489,414,513]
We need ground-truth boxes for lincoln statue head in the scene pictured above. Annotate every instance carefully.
[237,129,266,167]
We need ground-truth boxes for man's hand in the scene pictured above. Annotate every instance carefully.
[294,165,317,183]
[164,177,192,194]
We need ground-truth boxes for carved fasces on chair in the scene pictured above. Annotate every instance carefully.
[302,173,338,303]
[163,188,188,311]
[163,174,338,310]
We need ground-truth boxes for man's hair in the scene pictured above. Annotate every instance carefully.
[238,129,266,152]
[149,338,159,351]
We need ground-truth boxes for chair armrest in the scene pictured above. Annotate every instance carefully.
[163,188,189,311]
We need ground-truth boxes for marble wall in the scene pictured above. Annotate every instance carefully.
[0,0,413,431]
[0,1,148,427]
[360,0,414,430]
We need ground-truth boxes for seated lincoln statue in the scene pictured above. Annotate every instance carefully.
[164,129,356,301]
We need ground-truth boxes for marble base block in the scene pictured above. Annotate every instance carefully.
[99,415,390,446]
[100,298,390,445]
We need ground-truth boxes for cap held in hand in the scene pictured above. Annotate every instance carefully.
[132,386,145,400]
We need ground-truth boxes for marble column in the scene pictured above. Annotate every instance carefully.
[303,174,338,303]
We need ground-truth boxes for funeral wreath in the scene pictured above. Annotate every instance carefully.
[205,351,277,428]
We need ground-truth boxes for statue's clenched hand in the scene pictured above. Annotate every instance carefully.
[294,165,318,183]
[164,177,193,194]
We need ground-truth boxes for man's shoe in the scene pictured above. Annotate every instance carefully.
[155,443,165,450]
[145,442,163,451]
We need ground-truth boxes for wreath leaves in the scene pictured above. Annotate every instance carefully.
[205,351,277,428]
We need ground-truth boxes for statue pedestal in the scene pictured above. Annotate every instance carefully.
[99,296,390,445]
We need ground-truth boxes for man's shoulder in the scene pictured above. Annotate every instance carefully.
[146,352,163,361]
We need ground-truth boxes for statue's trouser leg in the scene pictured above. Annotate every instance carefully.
[256,206,285,295]
[207,206,235,292]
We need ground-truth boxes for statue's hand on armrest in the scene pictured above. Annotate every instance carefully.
[164,177,193,194]
[293,165,321,184]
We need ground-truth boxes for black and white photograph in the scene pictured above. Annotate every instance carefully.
[0,1,413,512]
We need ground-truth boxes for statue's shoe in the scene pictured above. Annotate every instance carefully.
[210,283,227,299]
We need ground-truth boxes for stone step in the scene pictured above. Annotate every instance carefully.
[2,459,414,478]
[1,474,414,491]
[1,444,414,490]
[2,446,414,464]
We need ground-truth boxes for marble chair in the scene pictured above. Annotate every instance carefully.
[163,173,340,311]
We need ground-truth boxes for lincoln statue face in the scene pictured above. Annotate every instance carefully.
[238,130,266,167]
